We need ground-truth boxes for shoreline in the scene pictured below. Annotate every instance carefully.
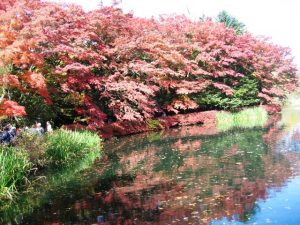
[98,105,280,139]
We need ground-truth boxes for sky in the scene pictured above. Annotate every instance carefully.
[52,0,300,67]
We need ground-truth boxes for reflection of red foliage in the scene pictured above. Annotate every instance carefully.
[101,105,288,138]
[262,114,282,144]
[94,125,291,224]
[99,111,217,138]
[0,0,16,11]
[172,139,202,152]
[31,121,294,225]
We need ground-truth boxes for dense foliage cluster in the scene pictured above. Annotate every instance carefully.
[0,0,298,129]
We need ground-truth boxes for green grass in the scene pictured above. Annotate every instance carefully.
[0,129,102,206]
[0,145,101,223]
[46,129,102,167]
[216,107,268,131]
[0,146,31,201]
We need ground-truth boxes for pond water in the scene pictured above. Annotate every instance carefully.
[3,104,300,225]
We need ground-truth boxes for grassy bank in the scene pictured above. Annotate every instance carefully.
[0,144,102,223]
[0,147,31,201]
[0,129,102,203]
[46,130,101,167]
[216,107,268,131]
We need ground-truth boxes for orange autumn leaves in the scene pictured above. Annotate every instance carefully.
[0,0,50,117]
[0,99,26,117]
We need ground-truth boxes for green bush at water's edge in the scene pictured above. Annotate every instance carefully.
[0,129,102,203]
[13,132,48,168]
[46,129,102,167]
[216,107,268,131]
[0,146,101,224]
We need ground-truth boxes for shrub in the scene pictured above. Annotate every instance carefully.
[0,146,31,201]
[13,132,48,168]
[192,75,261,111]
[46,129,102,167]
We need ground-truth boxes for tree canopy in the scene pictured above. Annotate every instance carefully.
[0,0,298,129]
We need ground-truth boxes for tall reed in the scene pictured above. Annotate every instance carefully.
[46,129,102,167]
[216,107,268,131]
[0,146,31,201]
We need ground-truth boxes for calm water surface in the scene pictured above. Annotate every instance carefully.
[4,105,300,225]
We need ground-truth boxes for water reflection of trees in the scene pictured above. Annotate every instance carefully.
[17,125,294,225]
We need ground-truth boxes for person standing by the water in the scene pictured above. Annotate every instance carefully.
[0,124,16,144]
[46,121,53,133]
[35,122,44,135]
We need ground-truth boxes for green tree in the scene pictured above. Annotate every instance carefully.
[216,10,246,35]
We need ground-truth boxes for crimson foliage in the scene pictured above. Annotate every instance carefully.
[0,0,298,128]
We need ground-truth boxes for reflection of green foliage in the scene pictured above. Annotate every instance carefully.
[195,168,207,177]
[154,148,184,174]
[195,129,266,181]
[96,151,136,191]
[147,132,163,142]
[181,167,193,180]
[210,175,221,185]
[239,203,260,222]
[194,134,233,158]
[198,187,213,198]
[216,107,268,131]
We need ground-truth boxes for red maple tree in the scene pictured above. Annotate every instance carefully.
[0,0,298,127]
